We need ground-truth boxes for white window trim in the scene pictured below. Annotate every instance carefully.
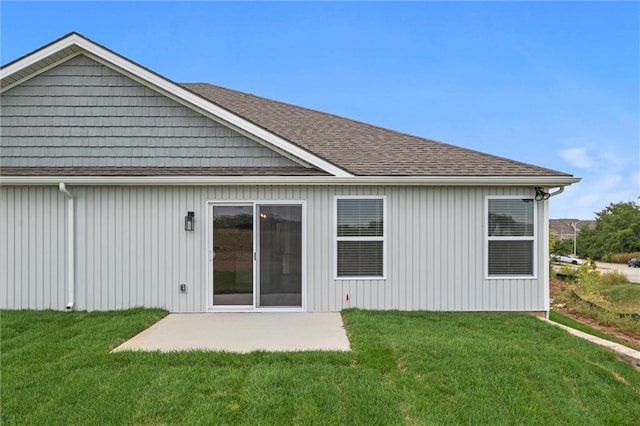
[484,195,537,280]
[334,195,387,280]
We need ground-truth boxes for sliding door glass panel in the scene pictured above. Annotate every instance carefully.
[213,206,253,306]
[258,205,302,307]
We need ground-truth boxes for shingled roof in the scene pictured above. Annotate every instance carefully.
[183,83,572,178]
[1,32,576,183]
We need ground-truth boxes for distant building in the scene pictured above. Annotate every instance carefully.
[550,219,596,240]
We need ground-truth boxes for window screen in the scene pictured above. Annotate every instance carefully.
[336,198,385,278]
[487,198,535,277]
[488,199,534,237]
[488,241,534,275]
[337,241,384,277]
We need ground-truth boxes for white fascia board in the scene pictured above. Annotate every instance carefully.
[0,34,352,178]
[0,36,80,79]
[0,175,581,186]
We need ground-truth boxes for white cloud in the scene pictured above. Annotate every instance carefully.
[550,171,638,219]
[599,150,627,168]
[558,147,593,169]
[593,173,622,191]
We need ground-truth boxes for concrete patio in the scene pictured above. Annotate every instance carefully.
[112,312,351,353]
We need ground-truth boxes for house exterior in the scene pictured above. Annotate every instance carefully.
[0,33,579,314]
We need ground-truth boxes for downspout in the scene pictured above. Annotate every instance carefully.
[543,186,565,319]
[59,183,75,310]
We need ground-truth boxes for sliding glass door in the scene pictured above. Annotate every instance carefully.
[258,205,302,307]
[212,205,254,306]
[210,202,303,309]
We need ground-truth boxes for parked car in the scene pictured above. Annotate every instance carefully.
[553,254,586,265]
[629,258,640,268]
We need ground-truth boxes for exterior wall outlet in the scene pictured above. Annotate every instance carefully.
[179,284,187,293]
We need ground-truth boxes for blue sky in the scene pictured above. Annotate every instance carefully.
[2,1,638,220]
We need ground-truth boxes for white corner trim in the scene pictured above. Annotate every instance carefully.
[0,33,352,178]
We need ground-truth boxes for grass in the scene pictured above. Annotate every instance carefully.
[2,309,640,425]
[601,283,640,308]
[549,310,629,346]
[553,268,640,336]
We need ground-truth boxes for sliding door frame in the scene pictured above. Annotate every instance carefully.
[206,200,306,312]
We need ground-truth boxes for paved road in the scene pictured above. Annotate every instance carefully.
[595,262,640,283]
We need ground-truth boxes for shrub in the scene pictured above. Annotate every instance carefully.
[608,252,640,264]
[598,270,630,285]
[563,267,640,333]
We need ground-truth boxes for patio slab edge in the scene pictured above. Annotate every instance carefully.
[112,312,351,353]
[541,317,640,368]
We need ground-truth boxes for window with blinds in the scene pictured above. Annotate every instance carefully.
[486,198,535,277]
[335,197,385,278]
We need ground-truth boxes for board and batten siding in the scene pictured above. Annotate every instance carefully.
[0,185,548,312]
[0,187,67,309]
[0,54,299,168]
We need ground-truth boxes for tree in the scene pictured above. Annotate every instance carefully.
[552,239,574,256]
[577,201,640,259]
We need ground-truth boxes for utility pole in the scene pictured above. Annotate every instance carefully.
[570,220,582,255]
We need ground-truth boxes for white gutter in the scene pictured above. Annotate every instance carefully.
[547,186,565,198]
[58,183,75,311]
[2,175,581,187]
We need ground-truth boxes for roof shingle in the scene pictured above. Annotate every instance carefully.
[183,83,572,178]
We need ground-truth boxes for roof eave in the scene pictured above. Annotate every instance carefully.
[0,175,581,186]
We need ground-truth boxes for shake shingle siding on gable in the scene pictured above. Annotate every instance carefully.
[1,55,300,169]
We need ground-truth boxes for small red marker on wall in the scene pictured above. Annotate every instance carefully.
[346,293,350,302]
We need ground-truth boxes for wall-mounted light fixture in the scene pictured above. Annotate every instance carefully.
[534,187,550,201]
[185,211,195,231]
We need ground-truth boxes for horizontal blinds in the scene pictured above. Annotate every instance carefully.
[488,199,533,237]
[488,241,534,275]
[337,241,383,277]
[337,198,384,237]
[336,198,384,278]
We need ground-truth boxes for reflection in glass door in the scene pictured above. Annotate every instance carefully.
[258,205,302,307]
[212,205,254,306]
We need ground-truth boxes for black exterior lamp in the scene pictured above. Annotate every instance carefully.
[534,187,550,201]
[185,211,195,231]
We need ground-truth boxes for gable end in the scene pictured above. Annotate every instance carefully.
[1,55,304,170]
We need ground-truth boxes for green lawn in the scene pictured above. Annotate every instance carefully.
[2,309,640,425]
[549,310,630,347]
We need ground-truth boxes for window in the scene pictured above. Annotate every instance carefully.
[335,196,385,279]
[486,197,536,277]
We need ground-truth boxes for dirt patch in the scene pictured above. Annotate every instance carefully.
[550,278,640,351]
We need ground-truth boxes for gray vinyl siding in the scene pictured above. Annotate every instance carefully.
[0,187,67,309]
[0,185,548,312]
[0,55,299,168]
